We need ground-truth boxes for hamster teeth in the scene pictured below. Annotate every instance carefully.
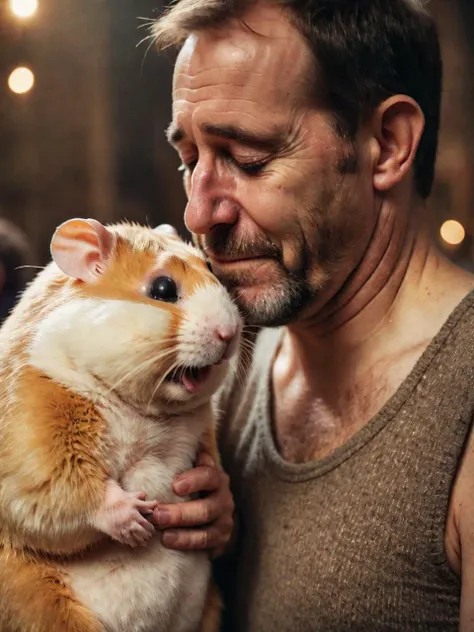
[164,365,213,390]
[189,367,199,380]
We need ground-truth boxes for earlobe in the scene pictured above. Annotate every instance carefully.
[50,218,116,283]
[372,96,425,193]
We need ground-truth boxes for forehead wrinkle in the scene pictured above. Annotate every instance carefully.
[174,36,314,120]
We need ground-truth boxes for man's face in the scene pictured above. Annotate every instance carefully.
[169,4,378,326]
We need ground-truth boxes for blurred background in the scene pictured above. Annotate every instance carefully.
[0,0,473,272]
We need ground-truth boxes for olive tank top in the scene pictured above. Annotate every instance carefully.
[214,291,474,631]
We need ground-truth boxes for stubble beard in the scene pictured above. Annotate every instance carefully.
[210,253,322,328]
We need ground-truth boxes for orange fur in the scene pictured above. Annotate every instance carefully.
[0,546,105,632]
[0,367,108,554]
[201,423,222,468]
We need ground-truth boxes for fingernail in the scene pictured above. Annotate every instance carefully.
[154,508,170,526]
[174,480,189,495]
[163,531,177,546]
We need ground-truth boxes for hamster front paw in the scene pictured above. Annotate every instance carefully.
[93,480,157,548]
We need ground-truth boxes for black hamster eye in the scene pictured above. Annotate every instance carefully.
[148,276,178,303]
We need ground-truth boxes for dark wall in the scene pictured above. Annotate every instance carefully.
[0,0,473,266]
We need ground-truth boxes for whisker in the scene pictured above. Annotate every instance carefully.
[146,359,181,412]
[232,360,247,390]
[136,33,153,49]
[137,17,156,28]
[138,33,160,74]
[106,349,176,396]
[239,339,255,354]
[107,347,175,379]
[238,343,255,365]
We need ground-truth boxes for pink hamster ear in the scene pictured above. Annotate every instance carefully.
[50,218,116,283]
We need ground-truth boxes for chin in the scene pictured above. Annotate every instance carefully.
[231,282,313,328]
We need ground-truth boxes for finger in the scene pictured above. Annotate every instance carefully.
[196,452,216,468]
[173,466,221,496]
[137,499,158,512]
[161,527,222,551]
[152,495,225,528]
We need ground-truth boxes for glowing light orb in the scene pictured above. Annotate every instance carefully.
[8,67,35,94]
[9,0,38,18]
[440,220,466,246]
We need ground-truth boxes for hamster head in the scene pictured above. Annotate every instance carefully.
[31,218,242,413]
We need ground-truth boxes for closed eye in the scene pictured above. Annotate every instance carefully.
[179,155,269,177]
[234,159,267,175]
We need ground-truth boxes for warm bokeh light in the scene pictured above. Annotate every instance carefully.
[8,67,35,95]
[440,220,466,246]
[9,0,38,18]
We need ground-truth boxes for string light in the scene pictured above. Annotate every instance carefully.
[9,0,38,18]
[8,67,35,95]
[440,220,466,246]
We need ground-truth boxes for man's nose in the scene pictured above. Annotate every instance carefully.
[184,161,238,234]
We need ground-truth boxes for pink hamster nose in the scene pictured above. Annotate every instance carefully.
[214,324,238,361]
[215,324,237,343]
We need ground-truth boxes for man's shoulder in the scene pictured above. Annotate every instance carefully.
[438,288,474,368]
[439,289,474,579]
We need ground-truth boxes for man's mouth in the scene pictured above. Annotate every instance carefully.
[165,365,212,393]
[209,254,271,265]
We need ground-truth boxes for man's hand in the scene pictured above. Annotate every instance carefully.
[151,453,235,558]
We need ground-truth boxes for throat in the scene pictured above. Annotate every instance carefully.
[270,334,431,463]
[272,382,380,464]
[271,398,347,463]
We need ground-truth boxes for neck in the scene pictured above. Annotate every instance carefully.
[284,197,448,369]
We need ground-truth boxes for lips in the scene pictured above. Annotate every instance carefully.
[210,253,267,262]
[165,365,212,393]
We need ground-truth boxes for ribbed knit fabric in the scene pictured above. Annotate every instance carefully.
[214,290,474,631]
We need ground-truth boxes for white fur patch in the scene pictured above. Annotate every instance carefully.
[28,297,172,399]
[177,283,241,368]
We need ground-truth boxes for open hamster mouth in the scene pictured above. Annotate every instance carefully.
[165,365,212,393]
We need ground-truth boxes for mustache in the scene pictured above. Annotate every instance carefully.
[203,226,281,261]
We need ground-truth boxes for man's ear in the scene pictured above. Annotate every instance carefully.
[370,95,425,193]
[50,218,116,283]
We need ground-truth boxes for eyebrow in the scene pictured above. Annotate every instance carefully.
[166,122,286,151]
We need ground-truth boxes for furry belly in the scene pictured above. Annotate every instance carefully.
[59,537,210,632]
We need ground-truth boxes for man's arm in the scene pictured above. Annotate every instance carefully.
[448,429,474,630]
